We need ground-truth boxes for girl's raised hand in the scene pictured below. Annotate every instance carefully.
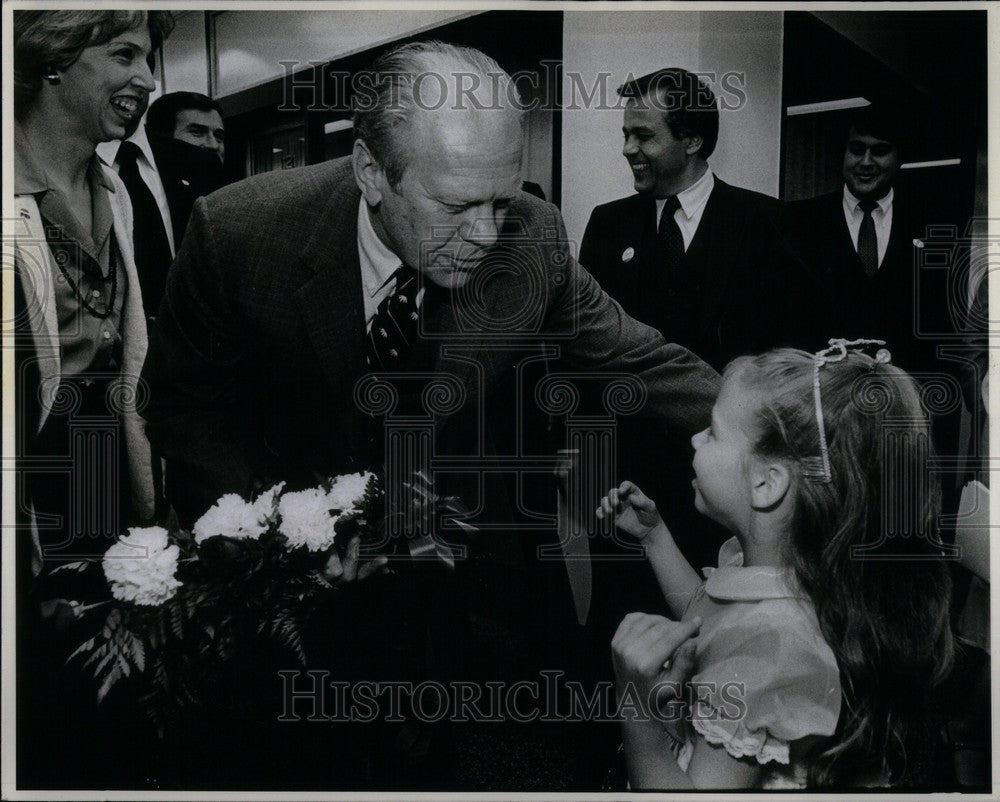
[597,481,662,541]
[611,612,701,718]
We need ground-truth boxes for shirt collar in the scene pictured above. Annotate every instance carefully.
[675,167,714,220]
[701,537,801,601]
[357,197,403,297]
[843,184,893,216]
[96,122,156,169]
[16,127,114,195]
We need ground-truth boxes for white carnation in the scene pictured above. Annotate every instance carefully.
[102,526,182,606]
[278,487,337,551]
[327,471,372,512]
[193,493,267,545]
[252,482,286,525]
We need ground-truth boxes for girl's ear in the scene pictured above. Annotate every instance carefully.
[750,460,791,511]
[352,138,385,207]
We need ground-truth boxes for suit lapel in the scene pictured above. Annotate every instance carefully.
[632,197,659,300]
[12,195,60,433]
[293,176,368,451]
[694,179,741,341]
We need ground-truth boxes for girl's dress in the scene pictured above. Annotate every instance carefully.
[670,537,842,789]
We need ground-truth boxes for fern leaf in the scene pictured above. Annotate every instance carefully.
[82,643,109,669]
[48,561,91,575]
[170,604,184,639]
[66,637,96,664]
[116,651,131,678]
[132,637,146,672]
[97,664,122,703]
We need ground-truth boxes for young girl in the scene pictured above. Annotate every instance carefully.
[600,341,954,789]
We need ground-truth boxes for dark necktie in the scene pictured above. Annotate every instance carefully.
[115,140,172,317]
[658,195,684,268]
[856,199,879,278]
[366,265,421,369]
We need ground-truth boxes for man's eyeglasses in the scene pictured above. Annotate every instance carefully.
[846,141,895,158]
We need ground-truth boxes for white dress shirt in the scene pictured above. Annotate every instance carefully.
[842,185,893,269]
[356,198,424,329]
[96,124,176,257]
[655,168,715,251]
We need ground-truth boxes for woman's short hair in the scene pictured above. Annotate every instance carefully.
[14,10,175,118]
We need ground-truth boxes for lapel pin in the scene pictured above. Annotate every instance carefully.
[621,246,635,263]
[913,238,924,249]
[181,179,191,187]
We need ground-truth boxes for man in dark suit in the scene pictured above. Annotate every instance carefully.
[98,92,225,320]
[782,108,953,371]
[140,41,720,786]
[577,68,801,607]
[782,108,962,515]
[580,68,801,373]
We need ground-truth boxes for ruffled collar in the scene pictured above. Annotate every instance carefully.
[702,537,802,601]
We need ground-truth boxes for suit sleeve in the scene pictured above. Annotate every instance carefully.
[543,206,721,442]
[140,196,260,524]
[578,209,600,277]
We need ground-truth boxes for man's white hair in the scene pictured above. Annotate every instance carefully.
[353,40,524,187]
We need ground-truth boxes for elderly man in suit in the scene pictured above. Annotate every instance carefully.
[577,68,802,611]
[140,41,720,786]
[142,43,720,530]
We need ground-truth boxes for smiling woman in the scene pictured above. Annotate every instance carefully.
[12,9,177,790]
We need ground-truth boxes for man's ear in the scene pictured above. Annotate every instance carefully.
[684,135,704,157]
[750,460,791,511]
[352,139,384,206]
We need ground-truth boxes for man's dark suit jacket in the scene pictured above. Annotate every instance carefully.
[148,132,226,247]
[141,156,721,524]
[129,133,225,318]
[782,188,964,493]
[579,177,806,373]
[577,179,806,600]
[781,189,955,373]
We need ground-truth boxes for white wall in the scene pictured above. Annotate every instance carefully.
[561,10,783,249]
[161,11,209,95]
[213,10,474,96]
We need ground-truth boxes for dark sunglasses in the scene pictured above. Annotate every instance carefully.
[847,141,895,158]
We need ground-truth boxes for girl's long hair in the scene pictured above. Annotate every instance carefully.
[726,348,954,787]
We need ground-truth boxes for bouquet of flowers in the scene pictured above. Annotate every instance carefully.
[45,470,463,734]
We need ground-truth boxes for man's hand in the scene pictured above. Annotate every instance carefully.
[611,612,700,718]
[323,535,389,584]
[597,481,663,542]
